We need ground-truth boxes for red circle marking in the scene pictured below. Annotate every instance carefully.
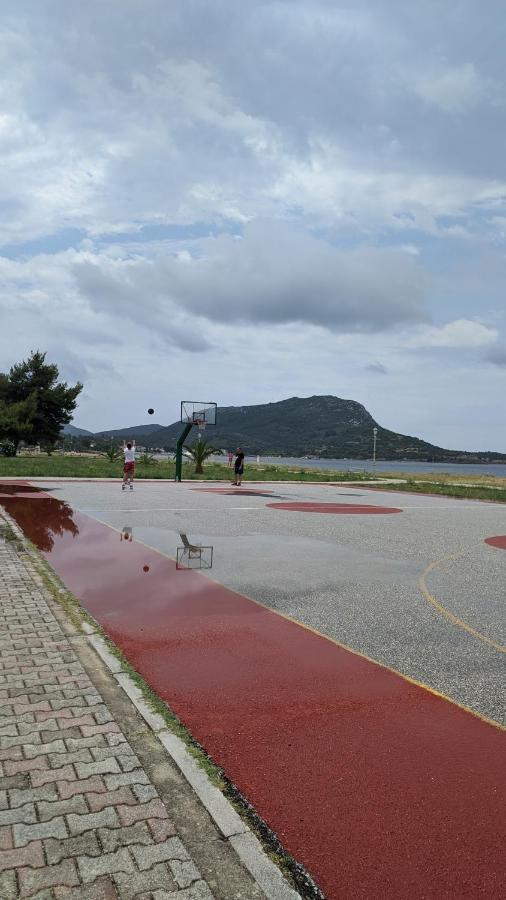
[266,502,402,514]
[485,535,506,550]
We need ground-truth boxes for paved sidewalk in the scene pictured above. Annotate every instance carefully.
[0,529,264,899]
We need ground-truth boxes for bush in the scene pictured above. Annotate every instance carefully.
[102,447,122,462]
[0,439,16,457]
[138,452,157,465]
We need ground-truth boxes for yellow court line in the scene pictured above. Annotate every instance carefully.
[419,555,505,654]
[81,512,505,733]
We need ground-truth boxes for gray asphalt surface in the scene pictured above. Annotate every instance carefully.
[37,479,506,726]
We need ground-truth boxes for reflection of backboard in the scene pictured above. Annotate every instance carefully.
[176,533,213,570]
[181,401,217,427]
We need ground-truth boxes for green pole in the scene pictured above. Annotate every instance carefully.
[175,422,193,482]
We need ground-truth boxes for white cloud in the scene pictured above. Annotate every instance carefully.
[415,63,485,113]
[408,319,498,349]
[269,140,506,234]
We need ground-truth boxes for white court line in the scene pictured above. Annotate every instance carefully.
[81,506,262,512]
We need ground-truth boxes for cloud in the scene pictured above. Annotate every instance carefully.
[407,319,498,349]
[269,143,506,235]
[1,2,506,248]
[0,246,212,355]
[485,346,506,367]
[0,1,505,451]
[415,63,485,112]
[366,362,388,374]
[74,221,430,333]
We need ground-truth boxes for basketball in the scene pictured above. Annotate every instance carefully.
[148,408,154,415]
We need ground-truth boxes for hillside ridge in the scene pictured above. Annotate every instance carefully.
[69,395,506,462]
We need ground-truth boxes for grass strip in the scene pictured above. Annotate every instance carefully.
[361,480,506,502]
[0,455,376,482]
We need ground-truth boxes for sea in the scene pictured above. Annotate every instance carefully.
[154,452,506,477]
[241,456,506,478]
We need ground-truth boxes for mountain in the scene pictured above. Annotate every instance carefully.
[61,424,94,436]
[97,396,506,462]
[94,423,164,438]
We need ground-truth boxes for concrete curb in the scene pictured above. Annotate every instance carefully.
[84,628,302,900]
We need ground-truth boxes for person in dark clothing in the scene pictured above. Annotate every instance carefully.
[232,448,245,485]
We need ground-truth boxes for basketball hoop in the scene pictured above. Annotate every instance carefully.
[176,400,217,482]
[182,402,216,427]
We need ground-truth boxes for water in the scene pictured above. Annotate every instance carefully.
[244,456,506,478]
[154,452,506,477]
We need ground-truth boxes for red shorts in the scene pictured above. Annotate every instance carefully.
[123,462,135,475]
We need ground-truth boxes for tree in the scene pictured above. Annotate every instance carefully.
[184,439,222,474]
[0,351,83,450]
[0,394,37,449]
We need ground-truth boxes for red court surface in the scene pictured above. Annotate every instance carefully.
[485,535,506,550]
[2,483,505,899]
[266,501,402,514]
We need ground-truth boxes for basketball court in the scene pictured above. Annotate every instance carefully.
[2,470,504,898]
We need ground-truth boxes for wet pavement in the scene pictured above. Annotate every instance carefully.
[0,509,234,900]
[1,479,505,899]
[34,477,506,723]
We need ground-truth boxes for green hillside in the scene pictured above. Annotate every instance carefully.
[94,423,164,438]
[109,396,505,462]
[62,424,93,436]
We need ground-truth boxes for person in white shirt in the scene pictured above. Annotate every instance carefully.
[122,440,136,490]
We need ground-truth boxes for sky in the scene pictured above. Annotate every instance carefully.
[1,0,505,451]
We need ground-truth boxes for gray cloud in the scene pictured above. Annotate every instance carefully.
[366,362,388,375]
[74,257,212,351]
[486,346,506,367]
[74,221,430,333]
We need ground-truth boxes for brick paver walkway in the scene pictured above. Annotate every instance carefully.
[0,533,216,899]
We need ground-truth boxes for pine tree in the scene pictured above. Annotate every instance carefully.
[0,351,83,450]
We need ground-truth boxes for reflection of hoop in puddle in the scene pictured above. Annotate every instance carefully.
[176,533,213,570]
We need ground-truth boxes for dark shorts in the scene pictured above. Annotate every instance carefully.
[124,462,135,475]
[234,466,244,475]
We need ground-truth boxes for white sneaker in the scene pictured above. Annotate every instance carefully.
[122,484,126,491]
[130,484,134,490]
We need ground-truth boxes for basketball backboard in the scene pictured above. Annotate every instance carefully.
[180,401,217,427]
